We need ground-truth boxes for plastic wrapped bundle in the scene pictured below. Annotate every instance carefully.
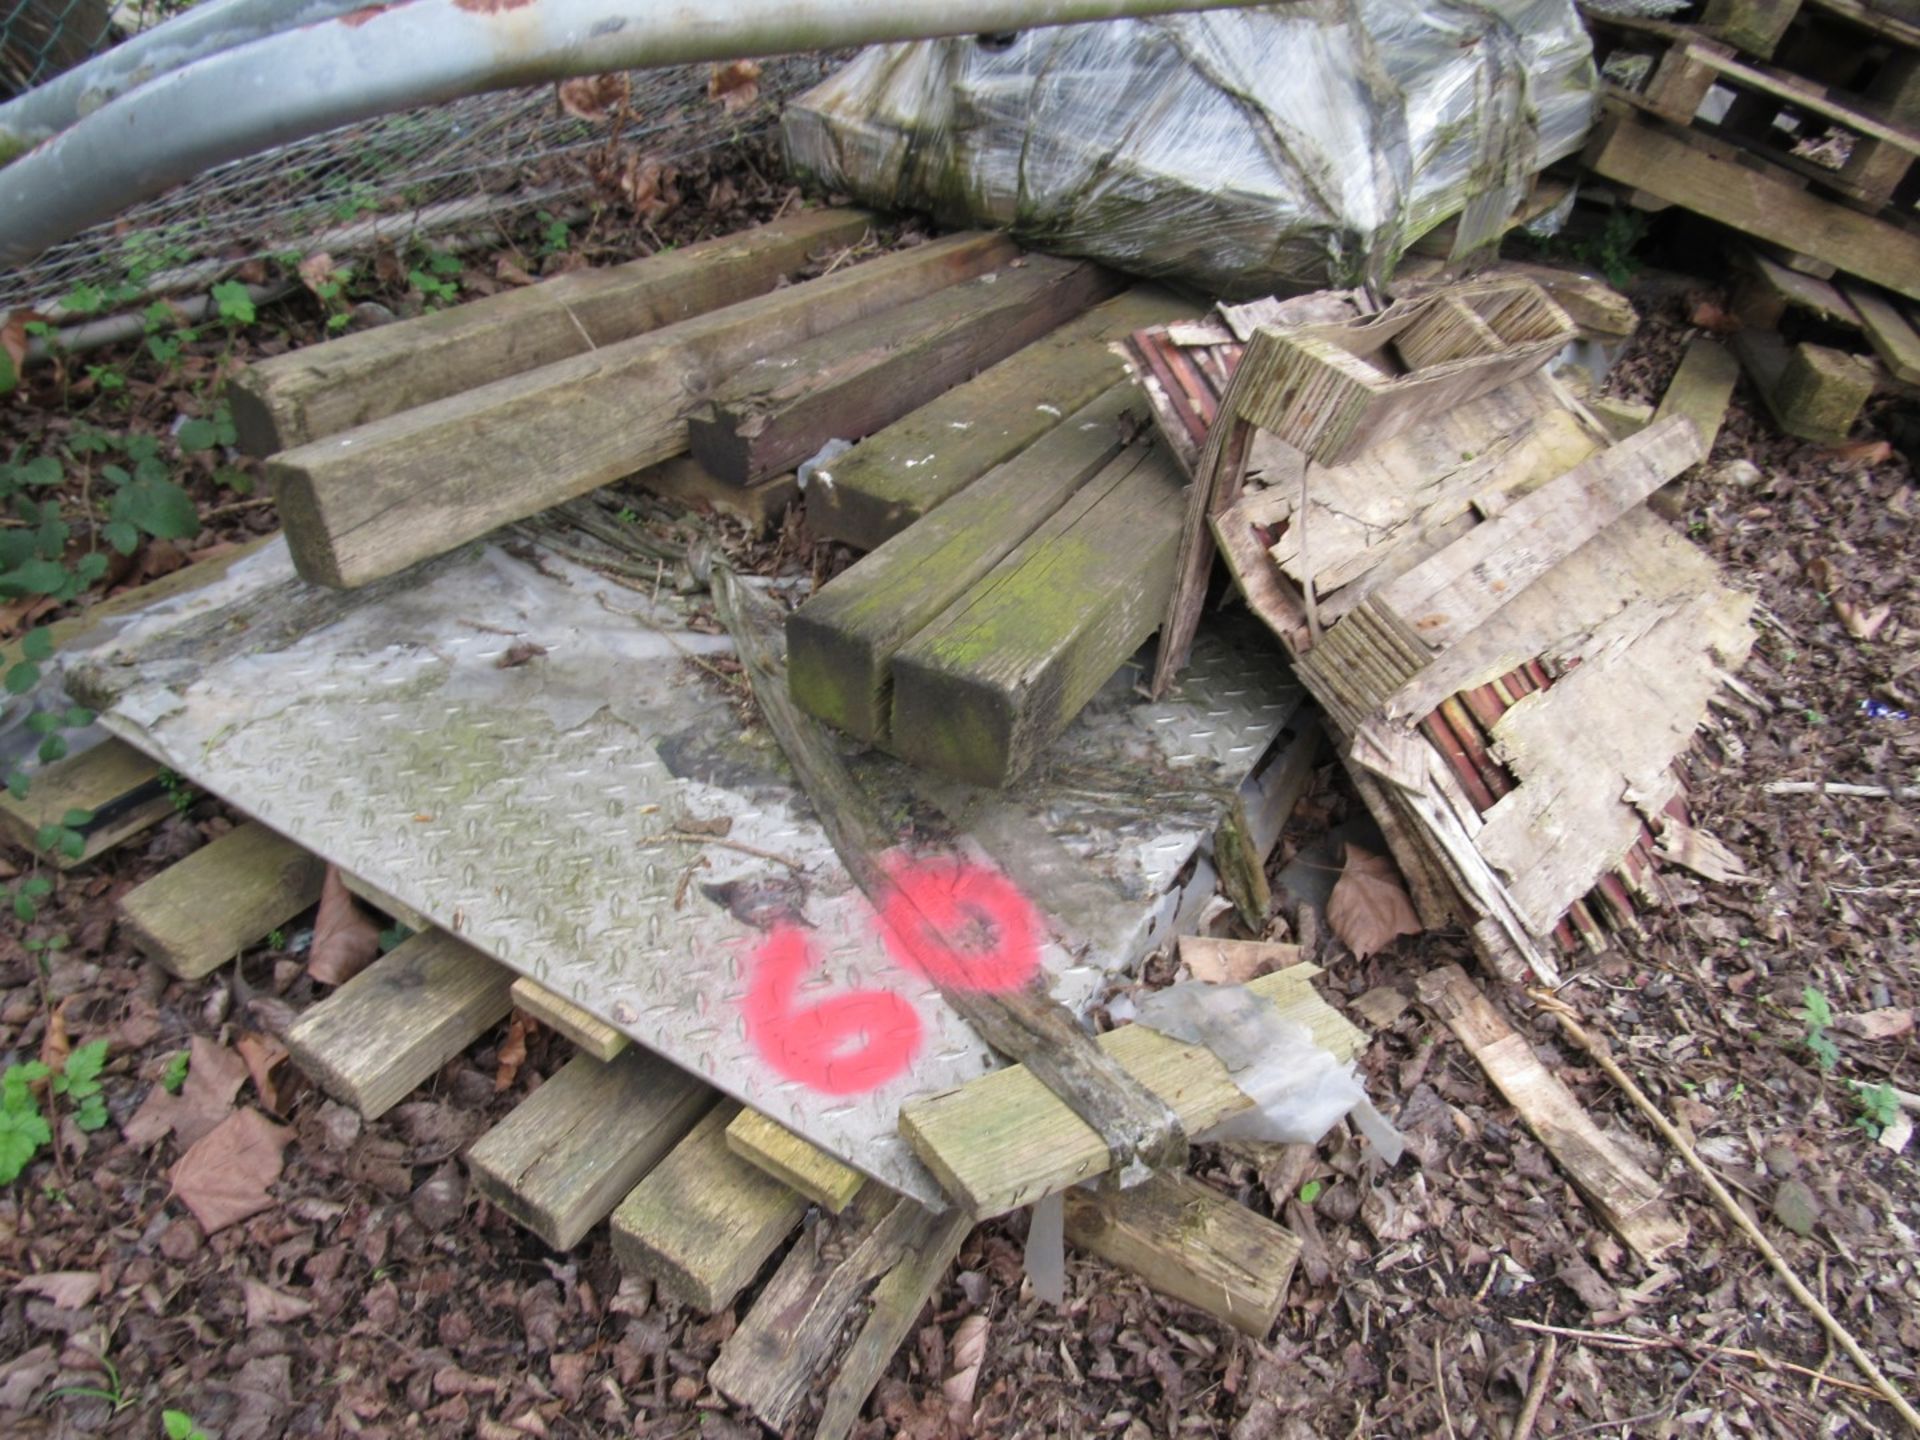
[782,0,1597,297]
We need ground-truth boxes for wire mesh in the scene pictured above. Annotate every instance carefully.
[1,0,125,97]
[0,52,835,316]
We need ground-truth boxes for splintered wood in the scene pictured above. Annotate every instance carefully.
[1140,276,1755,982]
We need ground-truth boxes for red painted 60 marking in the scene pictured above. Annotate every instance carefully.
[742,856,1041,1095]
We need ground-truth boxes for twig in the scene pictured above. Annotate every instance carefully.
[633,830,805,873]
[1433,1333,1458,1440]
[1511,1336,1557,1440]
[201,495,277,521]
[1531,1005,1920,1432]
[1764,781,1920,800]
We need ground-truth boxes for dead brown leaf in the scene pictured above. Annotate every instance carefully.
[557,72,630,122]
[169,1107,293,1234]
[494,1013,532,1092]
[944,1313,989,1430]
[38,997,72,1075]
[1326,844,1422,961]
[308,865,381,986]
[1823,438,1893,469]
[14,1271,101,1309]
[242,1276,314,1327]
[707,59,762,113]
[1837,1007,1914,1041]
[1832,595,1892,642]
[297,252,336,294]
[123,1033,248,1150]
[1688,299,1741,335]
[495,256,537,287]
[1178,935,1295,985]
[235,1032,289,1111]
[1,309,37,392]
[495,640,548,669]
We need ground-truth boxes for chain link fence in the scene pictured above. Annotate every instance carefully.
[0,5,835,316]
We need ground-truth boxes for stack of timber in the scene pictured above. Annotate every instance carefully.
[1134,276,1758,984]
[1580,0,1920,308]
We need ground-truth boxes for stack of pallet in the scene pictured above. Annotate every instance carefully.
[1581,0,1920,436]
[1133,276,1758,984]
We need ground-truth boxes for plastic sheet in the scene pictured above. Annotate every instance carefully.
[783,1,1597,297]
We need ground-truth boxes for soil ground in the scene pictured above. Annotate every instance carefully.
[2,130,1918,1440]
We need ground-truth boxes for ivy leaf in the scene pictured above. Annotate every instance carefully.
[21,875,51,899]
[0,557,69,597]
[21,627,52,662]
[103,520,139,556]
[38,734,69,765]
[58,822,84,857]
[74,552,109,584]
[5,768,27,800]
[5,661,39,695]
[176,418,219,453]
[26,712,58,735]
[113,476,200,541]
[64,706,95,728]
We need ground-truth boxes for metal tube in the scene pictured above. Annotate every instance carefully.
[0,0,1254,268]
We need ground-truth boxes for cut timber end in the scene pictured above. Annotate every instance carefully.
[725,1107,864,1213]
[887,441,1187,787]
[685,256,1120,487]
[0,738,171,869]
[510,977,627,1061]
[116,821,324,979]
[1841,283,1920,385]
[269,231,1017,589]
[286,928,512,1119]
[1064,1172,1301,1337]
[466,1047,711,1251]
[809,286,1192,550]
[786,381,1137,743]
[1418,964,1687,1262]
[899,965,1365,1220]
[231,207,875,454]
[1733,331,1875,443]
[1652,336,1740,457]
[611,1101,805,1313]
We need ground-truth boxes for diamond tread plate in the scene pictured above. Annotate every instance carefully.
[71,537,1302,1204]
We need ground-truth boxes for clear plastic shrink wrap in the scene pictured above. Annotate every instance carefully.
[782,0,1597,296]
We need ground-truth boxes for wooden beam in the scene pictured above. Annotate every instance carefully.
[1064,1172,1301,1337]
[1732,330,1876,442]
[230,208,876,453]
[1700,0,1798,57]
[1841,282,1920,383]
[1417,964,1687,1262]
[1585,112,1920,301]
[786,382,1135,742]
[338,870,431,933]
[1652,336,1740,457]
[466,1047,712,1251]
[809,288,1191,550]
[686,257,1119,486]
[1686,44,1920,154]
[1840,52,1920,205]
[725,1107,864,1214]
[610,1101,806,1313]
[1730,249,1862,329]
[888,441,1187,787]
[116,820,324,979]
[510,977,627,1061]
[0,738,172,869]
[899,965,1366,1220]
[268,232,1017,588]
[286,928,513,1118]
[630,454,798,534]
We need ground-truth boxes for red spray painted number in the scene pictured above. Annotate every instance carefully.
[742,857,1043,1094]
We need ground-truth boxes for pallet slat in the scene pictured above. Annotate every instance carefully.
[509,977,627,1062]
[116,820,324,979]
[0,739,171,869]
[725,1107,864,1213]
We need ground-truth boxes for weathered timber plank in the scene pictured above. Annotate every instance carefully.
[888,441,1187,787]
[510,977,627,1061]
[725,1107,864,1213]
[1587,395,1654,441]
[899,965,1366,1220]
[116,820,324,979]
[467,1047,712,1251]
[808,287,1191,549]
[269,232,1017,588]
[1842,282,1920,383]
[1417,964,1687,1262]
[339,870,432,933]
[231,208,875,453]
[709,1184,935,1432]
[1373,415,1705,652]
[1731,250,1861,330]
[1064,1171,1301,1337]
[1731,330,1876,442]
[1471,262,1639,338]
[1840,52,1920,204]
[286,928,513,1119]
[610,1101,806,1313]
[686,256,1120,486]
[787,382,1135,742]
[1585,113,1920,300]
[1652,336,1741,457]
[0,738,171,869]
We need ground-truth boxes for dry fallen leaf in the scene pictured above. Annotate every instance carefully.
[297,251,335,295]
[1326,844,1422,961]
[1823,438,1893,469]
[235,1032,289,1111]
[1832,595,1892,642]
[944,1313,989,1430]
[242,1277,314,1327]
[495,1012,532,1093]
[123,1033,248,1150]
[495,640,548,669]
[1837,1008,1914,1041]
[1178,935,1293,985]
[496,256,537,288]
[14,1271,101,1310]
[308,865,382,986]
[708,59,762,113]
[557,71,631,122]
[1688,299,1740,335]
[1,309,40,391]
[170,1107,292,1234]
[38,996,72,1075]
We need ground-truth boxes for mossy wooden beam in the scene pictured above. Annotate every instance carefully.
[510,977,627,1061]
[231,207,875,454]
[1732,330,1876,442]
[268,232,1016,589]
[286,928,513,1118]
[116,820,324,979]
[0,739,171,869]
[888,440,1186,787]
[899,965,1365,1220]
[1841,282,1920,384]
[686,256,1119,487]
[1064,1172,1301,1337]
[1652,335,1740,457]
[610,1100,806,1313]
[725,1107,864,1213]
[786,382,1135,743]
[467,1047,711,1251]
[1731,249,1862,331]
[1585,111,1920,301]
[808,287,1191,550]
